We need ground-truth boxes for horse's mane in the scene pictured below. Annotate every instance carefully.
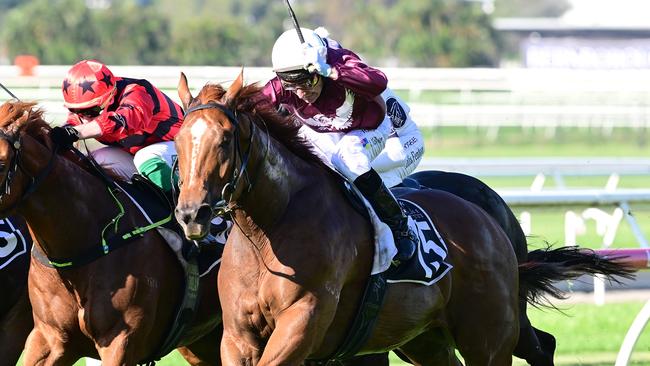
[0,100,126,182]
[0,100,50,137]
[196,83,323,165]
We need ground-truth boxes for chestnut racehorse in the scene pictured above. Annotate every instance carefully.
[174,72,633,365]
[0,216,33,365]
[0,101,222,366]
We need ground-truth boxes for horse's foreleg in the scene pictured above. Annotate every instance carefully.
[0,289,33,365]
[96,333,139,366]
[23,327,80,366]
[255,299,332,366]
[220,331,261,366]
[178,324,224,365]
[397,328,459,366]
[22,328,49,366]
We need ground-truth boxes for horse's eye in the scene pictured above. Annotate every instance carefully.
[0,163,6,171]
[219,136,232,147]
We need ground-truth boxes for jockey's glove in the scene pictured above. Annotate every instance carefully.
[302,43,332,78]
[50,125,79,149]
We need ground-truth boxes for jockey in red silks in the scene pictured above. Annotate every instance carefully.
[261,28,424,265]
[51,59,183,193]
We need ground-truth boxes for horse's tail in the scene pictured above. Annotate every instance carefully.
[518,245,637,308]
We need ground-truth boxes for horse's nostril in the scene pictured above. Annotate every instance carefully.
[175,207,193,225]
[196,204,213,223]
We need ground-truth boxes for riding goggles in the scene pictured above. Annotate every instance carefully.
[68,105,103,118]
[280,74,320,91]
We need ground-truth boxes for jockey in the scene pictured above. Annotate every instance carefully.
[313,27,425,188]
[261,28,424,264]
[51,59,182,194]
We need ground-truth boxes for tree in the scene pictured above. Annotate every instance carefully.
[495,0,570,17]
[1,0,171,64]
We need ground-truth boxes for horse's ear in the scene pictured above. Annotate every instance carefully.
[178,72,193,110]
[224,67,244,106]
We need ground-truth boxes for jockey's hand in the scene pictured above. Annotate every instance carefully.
[50,125,80,149]
[302,43,332,78]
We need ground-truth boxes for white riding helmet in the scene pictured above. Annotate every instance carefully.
[271,28,327,73]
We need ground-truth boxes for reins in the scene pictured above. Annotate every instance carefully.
[182,101,270,217]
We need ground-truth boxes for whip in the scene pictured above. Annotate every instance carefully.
[0,82,19,100]
[283,0,305,43]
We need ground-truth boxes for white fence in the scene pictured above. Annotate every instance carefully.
[3,66,650,129]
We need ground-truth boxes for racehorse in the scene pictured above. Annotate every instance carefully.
[174,71,634,365]
[408,171,555,365]
[0,216,33,365]
[0,101,222,366]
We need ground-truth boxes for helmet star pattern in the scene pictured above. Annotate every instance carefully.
[79,79,95,95]
[62,79,71,95]
[99,71,113,88]
[62,60,116,109]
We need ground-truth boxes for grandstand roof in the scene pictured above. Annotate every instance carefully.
[494,0,650,36]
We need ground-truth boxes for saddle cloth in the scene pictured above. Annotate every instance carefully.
[344,181,452,285]
[0,217,30,270]
[386,199,453,285]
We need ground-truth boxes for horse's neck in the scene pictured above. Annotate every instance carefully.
[17,153,116,260]
[236,127,319,233]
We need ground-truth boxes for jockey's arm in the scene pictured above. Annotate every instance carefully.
[71,120,102,139]
[66,86,154,142]
[328,50,388,99]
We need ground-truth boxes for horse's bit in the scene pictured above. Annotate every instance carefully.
[182,102,255,215]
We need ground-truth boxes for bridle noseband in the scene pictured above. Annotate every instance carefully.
[182,102,255,216]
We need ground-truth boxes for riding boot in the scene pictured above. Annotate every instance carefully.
[354,169,417,265]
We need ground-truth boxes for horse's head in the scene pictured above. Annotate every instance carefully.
[0,101,53,213]
[174,71,249,239]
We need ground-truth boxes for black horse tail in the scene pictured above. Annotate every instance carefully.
[518,246,637,308]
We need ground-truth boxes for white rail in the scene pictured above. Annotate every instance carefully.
[416,157,650,176]
[3,66,650,128]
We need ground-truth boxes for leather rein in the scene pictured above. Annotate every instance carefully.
[181,101,260,216]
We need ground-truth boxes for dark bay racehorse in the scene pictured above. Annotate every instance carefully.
[409,171,555,365]
[0,216,33,365]
[174,72,634,365]
[0,101,222,365]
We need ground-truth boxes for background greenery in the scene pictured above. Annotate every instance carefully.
[0,0,568,67]
[6,0,650,364]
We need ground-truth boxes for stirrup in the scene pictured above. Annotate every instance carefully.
[391,231,417,266]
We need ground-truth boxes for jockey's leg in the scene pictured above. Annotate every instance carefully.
[354,168,417,264]
[133,141,177,193]
[91,146,137,180]
[332,120,417,264]
[372,119,424,188]
[134,142,232,244]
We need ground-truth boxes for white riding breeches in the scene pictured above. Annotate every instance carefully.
[90,141,177,181]
[132,141,177,170]
[299,116,391,181]
[300,89,424,187]
[91,147,137,180]
[371,89,425,187]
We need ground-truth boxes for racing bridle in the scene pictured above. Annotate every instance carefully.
[180,101,268,216]
[0,127,57,212]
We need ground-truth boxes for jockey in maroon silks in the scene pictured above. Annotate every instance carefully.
[51,59,183,193]
[261,28,420,264]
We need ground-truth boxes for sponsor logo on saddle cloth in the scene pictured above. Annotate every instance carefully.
[386,199,453,286]
[0,218,28,270]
